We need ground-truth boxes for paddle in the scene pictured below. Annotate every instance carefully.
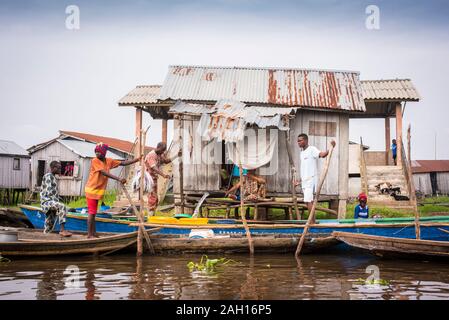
[295,142,335,257]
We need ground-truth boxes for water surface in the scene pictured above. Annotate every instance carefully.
[1,252,449,300]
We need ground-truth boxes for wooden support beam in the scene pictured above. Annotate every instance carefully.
[385,117,391,165]
[395,103,403,166]
[135,108,142,156]
[162,119,168,144]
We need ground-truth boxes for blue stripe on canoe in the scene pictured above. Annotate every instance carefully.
[21,207,138,233]
[21,207,449,241]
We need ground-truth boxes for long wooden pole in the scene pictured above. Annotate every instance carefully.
[236,145,254,255]
[407,125,420,240]
[121,184,155,254]
[295,143,335,256]
[136,128,144,256]
[285,131,300,220]
[177,115,185,214]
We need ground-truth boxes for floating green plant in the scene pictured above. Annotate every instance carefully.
[187,255,237,273]
[355,278,390,286]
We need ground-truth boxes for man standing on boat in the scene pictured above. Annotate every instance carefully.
[295,134,336,224]
[85,143,140,238]
[144,142,171,218]
[40,161,72,237]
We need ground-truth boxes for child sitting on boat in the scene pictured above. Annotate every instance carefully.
[354,193,369,219]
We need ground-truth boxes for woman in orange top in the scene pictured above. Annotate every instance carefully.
[85,143,140,238]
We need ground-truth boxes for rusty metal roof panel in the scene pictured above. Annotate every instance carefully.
[412,160,449,173]
[118,85,162,106]
[159,65,366,112]
[361,79,420,101]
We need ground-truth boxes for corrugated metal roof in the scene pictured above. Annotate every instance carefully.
[173,100,295,143]
[0,140,30,157]
[170,100,298,118]
[169,100,215,114]
[412,160,449,173]
[57,139,124,160]
[118,85,162,106]
[159,65,366,112]
[361,79,420,101]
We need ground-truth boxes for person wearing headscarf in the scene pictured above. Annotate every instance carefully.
[354,192,369,219]
[85,142,140,238]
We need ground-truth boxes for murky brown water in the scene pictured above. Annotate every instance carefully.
[1,252,449,300]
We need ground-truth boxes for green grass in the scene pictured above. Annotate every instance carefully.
[66,191,117,208]
[4,191,449,221]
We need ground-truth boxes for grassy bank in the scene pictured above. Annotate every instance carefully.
[4,192,449,220]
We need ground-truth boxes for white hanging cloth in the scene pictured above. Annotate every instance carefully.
[226,130,278,170]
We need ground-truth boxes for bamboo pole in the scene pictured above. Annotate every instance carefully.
[295,143,335,256]
[285,131,300,220]
[236,145,254,255]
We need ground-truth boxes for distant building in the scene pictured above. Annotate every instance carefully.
[412,160,449,195]
[0,140,31,190]
[27,131,152,197]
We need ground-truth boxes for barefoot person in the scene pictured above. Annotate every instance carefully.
[295,134,336,224]
[40,161,72,237]
[144,142,171,218]
[85,143,140,238]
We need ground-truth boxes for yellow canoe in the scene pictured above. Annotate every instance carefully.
[147,216,209,225]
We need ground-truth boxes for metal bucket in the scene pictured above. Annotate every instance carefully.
[0,229,19,242]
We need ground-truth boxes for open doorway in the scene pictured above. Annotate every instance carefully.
[37,160,46,186]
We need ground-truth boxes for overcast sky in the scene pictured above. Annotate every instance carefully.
[1,0,448,159]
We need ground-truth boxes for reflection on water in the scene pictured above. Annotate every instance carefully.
[1,252,449,300]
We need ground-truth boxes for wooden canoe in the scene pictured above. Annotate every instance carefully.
[148,233,339,254]
[333,231,449,259]
[0,228,158,257]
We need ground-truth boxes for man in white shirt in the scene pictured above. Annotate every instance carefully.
[295,133,336,223]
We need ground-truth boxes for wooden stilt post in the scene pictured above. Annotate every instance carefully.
[162,119,168,145]
[177,115,185,214]
[396,103,403,166]
[407,125,420,240]
[285,131,300,220]
[385,117,390,165]
[137,128,144,256]
[295,143,335,256]
[237,145,254,255]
